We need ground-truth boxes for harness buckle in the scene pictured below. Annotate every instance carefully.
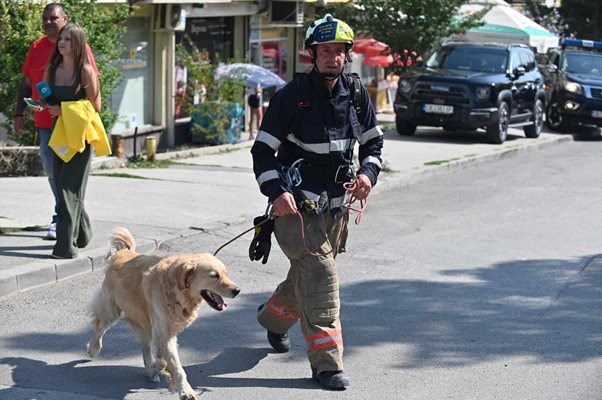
[280,158,304,191]
[334,164,354,184]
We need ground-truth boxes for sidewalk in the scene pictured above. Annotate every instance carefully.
[0,116,573,297]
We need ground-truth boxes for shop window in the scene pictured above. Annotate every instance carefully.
[111,17,151,132]
[179,17,234,63]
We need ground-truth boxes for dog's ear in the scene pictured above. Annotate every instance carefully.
[176,262,196,290]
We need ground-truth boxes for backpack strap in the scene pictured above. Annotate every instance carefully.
[346,72,366,121]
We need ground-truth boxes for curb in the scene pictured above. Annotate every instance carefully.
[91,140,254,171]
[0,238,158,298]
[0,134,573,299]
[374,134,573,194]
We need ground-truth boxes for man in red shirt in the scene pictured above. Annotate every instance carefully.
[13,3,98,240]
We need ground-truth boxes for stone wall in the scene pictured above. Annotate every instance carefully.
[0,146,43,177]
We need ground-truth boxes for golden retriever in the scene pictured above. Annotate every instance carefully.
[87,227,240,400]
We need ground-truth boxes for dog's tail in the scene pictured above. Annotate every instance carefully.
[106,226,136,262]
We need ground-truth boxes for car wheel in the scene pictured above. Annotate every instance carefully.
[524,98,543,138]
[486,102,509,144]
[396,118,417,136]
[545,101,568,131]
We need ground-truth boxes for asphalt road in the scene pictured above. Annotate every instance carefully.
[1,139,601,400]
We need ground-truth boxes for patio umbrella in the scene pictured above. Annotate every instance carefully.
[362,54,394,68]
[214,63,286,89]
[458,1,559,53]
[298,50,312,65]
[353,38,390,57]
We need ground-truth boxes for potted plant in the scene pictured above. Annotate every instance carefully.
[175,38,244,145]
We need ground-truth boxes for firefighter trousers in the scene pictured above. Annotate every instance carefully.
[257,210,347,373]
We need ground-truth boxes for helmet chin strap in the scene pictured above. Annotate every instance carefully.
[314,65,343,81]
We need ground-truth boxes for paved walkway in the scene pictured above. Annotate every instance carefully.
[0,115,573,297]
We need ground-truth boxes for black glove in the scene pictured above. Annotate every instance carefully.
[249,215,274,264]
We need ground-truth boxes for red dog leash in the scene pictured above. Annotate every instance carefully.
[213,179,368,257]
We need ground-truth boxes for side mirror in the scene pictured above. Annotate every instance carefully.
[546,64,558,73]
[514,66,526,77]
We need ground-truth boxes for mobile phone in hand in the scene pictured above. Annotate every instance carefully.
[24,98,44,108]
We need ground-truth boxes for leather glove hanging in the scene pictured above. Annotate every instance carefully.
[249,215,274,264]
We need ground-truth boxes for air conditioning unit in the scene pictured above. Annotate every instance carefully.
[154,4,186,31]
[270,1,303,27]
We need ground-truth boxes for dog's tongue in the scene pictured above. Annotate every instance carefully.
[215,294,227,310]
[202,290,229,311]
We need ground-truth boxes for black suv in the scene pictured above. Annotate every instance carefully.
[542,39,602,131]
[394,42,545,144]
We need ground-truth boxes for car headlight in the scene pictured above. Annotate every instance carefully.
[399,79,412,93]
[475,86,491,100]
[564,81,583,94]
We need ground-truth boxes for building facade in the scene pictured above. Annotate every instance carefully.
[103,0,350,151]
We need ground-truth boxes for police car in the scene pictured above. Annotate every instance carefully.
[543,39,602,131]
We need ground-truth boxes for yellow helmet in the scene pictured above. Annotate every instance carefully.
[304,14,354,51]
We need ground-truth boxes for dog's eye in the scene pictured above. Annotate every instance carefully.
[210,271,219,279]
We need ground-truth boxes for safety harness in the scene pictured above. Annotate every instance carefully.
[287,71,367,189]
[242,72,370,262]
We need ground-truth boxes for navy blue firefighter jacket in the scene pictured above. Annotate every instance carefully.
[250,68,384,217]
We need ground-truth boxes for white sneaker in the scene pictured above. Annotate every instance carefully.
[46,223,57,240]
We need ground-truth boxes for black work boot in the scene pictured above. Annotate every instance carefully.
[258,303,290,353]
[311,368,350,390]
[267,330,290,353]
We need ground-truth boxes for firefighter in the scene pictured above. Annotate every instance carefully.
[250,14,383,390]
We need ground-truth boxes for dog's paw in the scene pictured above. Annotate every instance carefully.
[163,369,173,383]
[162,369,176,392]
[178,381,197,400]
[86,341,101,358]
[148,359,166,383]
[179,389,197,400]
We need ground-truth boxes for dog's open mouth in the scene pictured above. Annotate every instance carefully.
[201,290,227,311]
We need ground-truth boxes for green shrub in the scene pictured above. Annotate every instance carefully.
[190,101,244,144]
[0,0,129,145]
[175,37,244,144]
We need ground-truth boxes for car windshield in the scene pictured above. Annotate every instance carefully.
[563,52,602,76]
[426,46,508,73]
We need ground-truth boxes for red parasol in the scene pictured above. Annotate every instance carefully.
[362,54,394,68]
[298,50,312,64]
[353,38,390,57]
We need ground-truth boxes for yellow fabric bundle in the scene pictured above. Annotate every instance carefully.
[49,100,111,162]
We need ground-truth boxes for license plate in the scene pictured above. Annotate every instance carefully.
[592,110,602,119]
[423,103,454,114]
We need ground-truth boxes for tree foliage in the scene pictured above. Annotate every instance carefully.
[0,0,129,145]
[0,2,46,145]
[324,0,488,74]
[560,0,601,41]
[523,0,574,40]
